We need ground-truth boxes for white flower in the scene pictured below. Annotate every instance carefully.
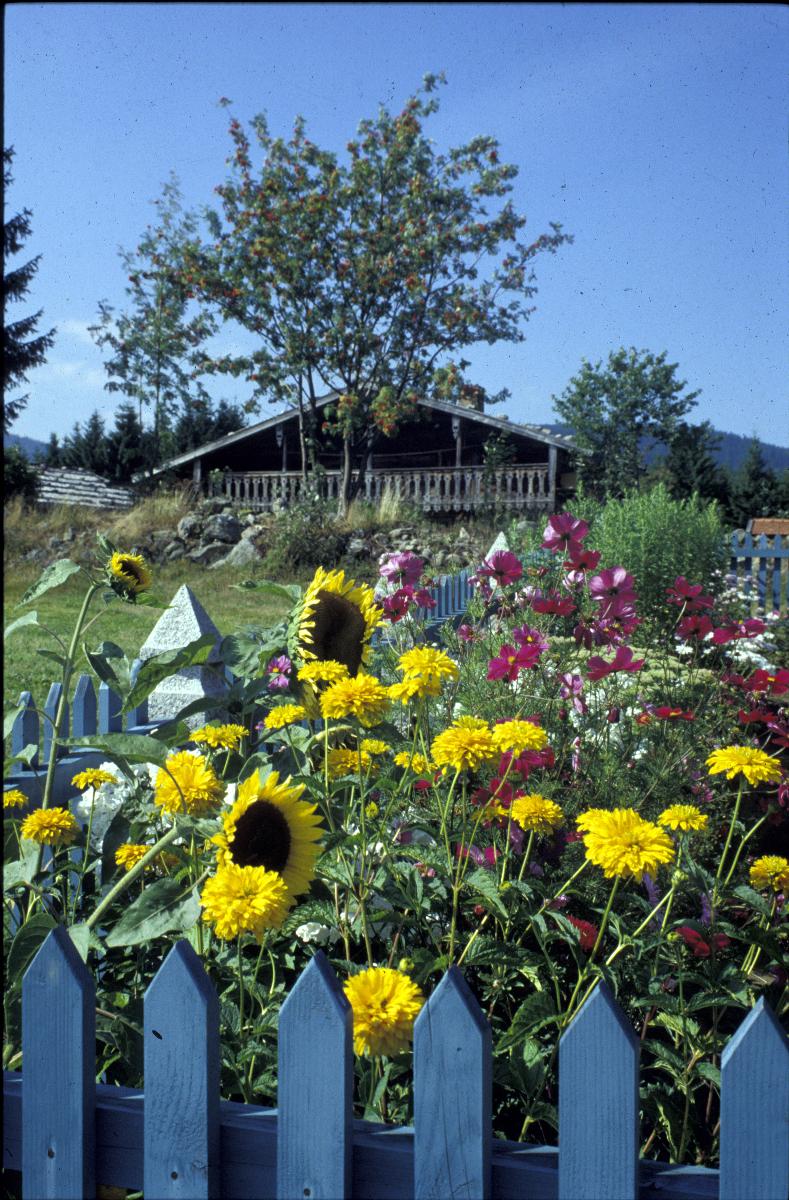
[295,921,337,946]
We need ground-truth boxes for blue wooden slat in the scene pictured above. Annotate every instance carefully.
[558,983,639,1200]
[126,657,149,729]
[414,966,491,1200]
[719,998,789,1200]
[277,950,352,1200]
[10,691,38,774]
[98,680,123,733]
[144,939,220,1199]
[772,534,782,610]
[22,926,95,1200]
[41,683,68,765]
[71,674,97,738]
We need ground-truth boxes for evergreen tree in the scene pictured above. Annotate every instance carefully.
[663,419,728,507]
[2,148,56,432]
[728,438,777,527]
[106,400,151,480]
[41,432,62,467]
[171,396,246,454]
[61,411,110,475]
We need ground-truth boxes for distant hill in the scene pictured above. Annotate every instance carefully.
[541,425,789,474]
[4,433,49,461]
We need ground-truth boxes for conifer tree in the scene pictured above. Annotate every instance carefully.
[728,438,777,526]
[2,148,56,432]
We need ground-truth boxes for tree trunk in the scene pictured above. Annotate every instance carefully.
[338,435,354,518]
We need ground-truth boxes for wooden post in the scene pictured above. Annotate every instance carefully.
[192,457,202,484]
[452,415,463,467]
[548,445,557,508]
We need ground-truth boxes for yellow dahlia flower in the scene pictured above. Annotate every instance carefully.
[431,716,499,773]
[20,806,79,847]
[343,966,425,1057]
[578,807,675,882]
[749,855,789,893]
[658,804,708,832]
[154,751,224,816]
[108,551,152,595]
[320,674,390,727]
[212,769,323,901]
[71,768,118,791]
[295,567,383,677]
[510,794,564,834]
[397,646,459,686]
[263,704,307,731]
[326,747,374,779]
[189,723,248,751]
[3,789,28,809]
[297,660,350,685]
[200,862,290,940]
[393,751,433,775]
[706,746,782,787]
[389,677,439,704]
[491,719,548,755]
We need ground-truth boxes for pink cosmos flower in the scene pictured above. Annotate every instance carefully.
[413,587,437,610]
[457,623,476,643]
[379,551,424,587]
[382,588,413,623]
[559,671,588,715]
[677,614,714,641]
[711,618,767,645]
[666,577,715,611]
[487,642,542,681]
[456,843,499,869]
[541,512,589,555]
[266,655,292,690]
[512,624,549,654]
[743,668,789,696]
[589,567,637,607]
[586,645,645,681]
[475,550,523,587]
[567,547,601,573]
[529,590,576,616]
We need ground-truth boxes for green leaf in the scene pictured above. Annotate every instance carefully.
[61,732,171,767]
[104,878,201,947]
[4,610,42,638]
[732,884,772,917]
[6,913,57,986]
[4,703,27,742]
[230,579,302,604]
[498,991,557,1049]
[121,635,217,713]
[694,1061,721,1086]
[35,649,68,669]
[4,838,42,889]
[68,924,95,962]
[84,642,132,695]
[17,559,83,607]
[464,867,508,917]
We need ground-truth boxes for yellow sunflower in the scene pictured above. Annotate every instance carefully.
[200,862,290,940]
[189,724,248,751]
[212,769,323,902]
[706,746,782,787]
[20,806,79,847]
[71,768,118,791]
[393,751,433,775]
[397,647,459,688]
[294,567,383,677]
[108,551,152,595]
[297,660,351,686]
[154,750,224,816]
[578,807,675,882]
[326,747,374,779]
[343,966,425,1057]
[263,704,307,731]
[431,716,499,773]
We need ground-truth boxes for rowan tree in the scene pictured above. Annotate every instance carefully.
[2,147,56,433]
[180,76,571,511]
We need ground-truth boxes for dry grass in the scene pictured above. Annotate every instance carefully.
[107,484,198,543]
[340,490,416,532]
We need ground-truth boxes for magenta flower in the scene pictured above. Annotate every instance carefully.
[413,587,437,610]
[676,614,714,641]
[711,617,767,645]
[559,672,588,715]
[382,587,413,623]
[379,551,424,587]
[586,645,645,681]
[457,623,476,643]
[541,512,589,555]
[476,550,523,587]
[589,567,637,607]
[529,590,576,616]
[666,577,714,611]
[266,655,292,690]
[512,625,549,654]
[487,643,541,682]
[456,843,499,869]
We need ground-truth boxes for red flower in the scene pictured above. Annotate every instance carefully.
[529,591,576,616]
[475,550,523,587]
[566,915,599,953]
[587,645,645,681]
[487,643,541,681]
[711,618,767,645]
[677,926,731,958]
[652,706,695,721]
[541,512,589,556]
[666,577,714,611]
[744,668,789,697]
[677,614,714,641]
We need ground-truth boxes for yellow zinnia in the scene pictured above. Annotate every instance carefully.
[578,807,675,882]
[397,646,459,689]
[320,674,390,727]
[326,747,373,779]
[749,855,789,893]
[658,804,708,832]
[389,676,439,704]
[431,716,499,774]
[491,719,549,755]
[71,768,118,791]
[154,751,224,816]
[20,806,79,847]
[200,862,290,941]
[189,724,248,751]
[3,789,28,809]
[393,751,433,775]
[343,966,425,1057]
[212,769,323,902]
[297,660,350,685]
[263,704,307,731]
[108,551,152,595]
[510,794,564,834]
[295,567,383,677]
[706,746,782,787]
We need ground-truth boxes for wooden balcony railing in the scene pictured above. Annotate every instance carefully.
[212,464,553,513]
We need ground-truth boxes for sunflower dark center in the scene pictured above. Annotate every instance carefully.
[229,801,291,873]
[119,558,143,584]
[311,589,366,675]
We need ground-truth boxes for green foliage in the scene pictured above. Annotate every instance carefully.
[726,437,781,526]
[553,347,700,499]
[593,484,726,619]
[3,444,39,500]
[2,147,56,433]
[260,493,348,575]
[177,75,570,508]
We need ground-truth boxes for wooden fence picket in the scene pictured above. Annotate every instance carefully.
[22,927,95,1200]
[730,531,789,614]
[277,950,353,1200]
[98,680,123,733]
[413,966,491,1200]
[9,691,37,775]
[143,939,220,1199]
[41,682,68,765]
[70,674,96,739]
[558,983,639,1200]
[719,998,789,1200]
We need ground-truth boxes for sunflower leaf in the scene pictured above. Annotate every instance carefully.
[121,634,217,713]
[16,559,83,607]
[104,878,201,947]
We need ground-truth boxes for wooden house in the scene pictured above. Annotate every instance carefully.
[150,393,578,514]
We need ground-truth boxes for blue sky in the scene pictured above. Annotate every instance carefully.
[5,2,788,446]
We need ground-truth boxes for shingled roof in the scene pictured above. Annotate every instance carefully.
[34,467,136,510]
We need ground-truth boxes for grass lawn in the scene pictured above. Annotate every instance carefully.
[3,559,292,716]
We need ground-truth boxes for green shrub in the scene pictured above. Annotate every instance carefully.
[593,483,726,620]
[4,446,39,502]
[261,493,348,575]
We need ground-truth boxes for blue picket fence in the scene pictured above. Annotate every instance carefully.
[3,930,787,1200]
[729,532,789,614]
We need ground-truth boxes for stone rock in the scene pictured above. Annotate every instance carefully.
[138,584,228,728]
[177,513,202,541]
[240,525,263,541]
[187,541,233,566]
[346,537,367,557]
[203,512,242,544]
[209,539,262,569]
[163,541,186,561]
